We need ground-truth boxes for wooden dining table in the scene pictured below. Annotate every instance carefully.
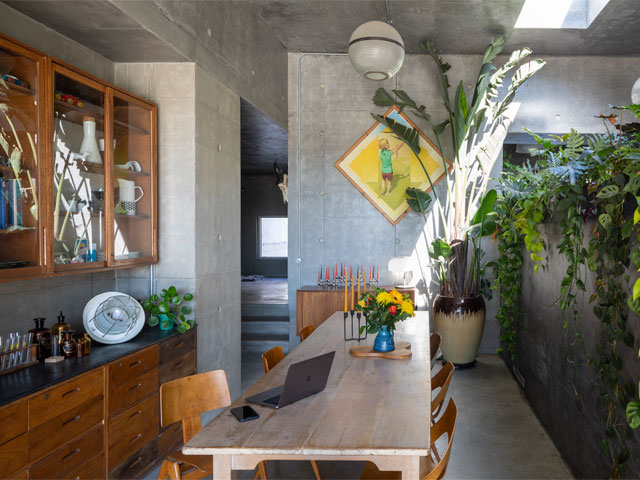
[183,311,432,479]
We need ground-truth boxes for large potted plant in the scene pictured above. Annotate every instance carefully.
[371,36,545,367]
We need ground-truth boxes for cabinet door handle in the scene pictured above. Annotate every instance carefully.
[62,415,81,426]
[62,448,80,461]
[129,383,142,391]
[129,456,143,468]
[129,410,142,419]
[62,387,80,398]
[129,433,142,443]
[175,361,184,368]
[173,341,184,349]
[129,360,142,368]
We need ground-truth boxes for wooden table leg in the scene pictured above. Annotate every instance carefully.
[400,456,420,479]
[213,454,236,480]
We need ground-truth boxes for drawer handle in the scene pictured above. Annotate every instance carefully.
[129,433,142,443]
[62,448,80,461]
[129,383,142,391]
[129,360,142,368]
[129,410,142,419]
[62,387,80,398]
[62,415,81,426]
[129,456,143,468]
[173,341,184,348]
[175,361,184,368]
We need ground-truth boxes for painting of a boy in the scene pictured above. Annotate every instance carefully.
[378,138,404,196]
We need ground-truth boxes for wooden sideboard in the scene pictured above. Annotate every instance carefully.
[0,327,196,480]
[296,286,416,333]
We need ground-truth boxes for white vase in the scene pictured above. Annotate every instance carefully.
[79,116,102,164]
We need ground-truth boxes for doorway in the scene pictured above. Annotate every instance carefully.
[239,99,289,392]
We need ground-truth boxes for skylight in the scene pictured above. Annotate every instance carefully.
[514,0,610,29]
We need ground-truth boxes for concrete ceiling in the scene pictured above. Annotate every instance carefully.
[241,99,288,174]
[253,0,640,55]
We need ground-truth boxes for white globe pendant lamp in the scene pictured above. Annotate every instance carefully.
[348,20,405,81]
[632,77,640,104]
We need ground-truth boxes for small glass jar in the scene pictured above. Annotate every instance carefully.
[61,331,76,358]
[83,333,92,355]
[76,337,86,358]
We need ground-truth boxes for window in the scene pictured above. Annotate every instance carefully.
[514,0,609,29]
[259,217,288,258]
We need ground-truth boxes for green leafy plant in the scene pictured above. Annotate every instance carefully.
[142,286,194,333]
[371,36,545,298]
[357,287,415,334]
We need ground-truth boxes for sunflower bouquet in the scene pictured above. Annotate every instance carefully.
[357,287,415,335]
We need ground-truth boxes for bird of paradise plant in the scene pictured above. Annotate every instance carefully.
[371,36,545,298]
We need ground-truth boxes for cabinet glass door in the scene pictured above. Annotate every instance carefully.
[0,38,44,278]
[51,66,106,270]
[109,91,156,265]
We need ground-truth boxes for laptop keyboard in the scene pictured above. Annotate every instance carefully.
[263,395,281,406]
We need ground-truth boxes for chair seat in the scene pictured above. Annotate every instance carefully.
[166,450,211,473]
[360,457,435,480]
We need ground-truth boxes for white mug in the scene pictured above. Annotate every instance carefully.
[117,179,144,215]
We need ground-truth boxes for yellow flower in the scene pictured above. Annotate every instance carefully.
[390,290,404,303]
[357,299,367,309]
[400,300,414,316]
[376,291,394,305]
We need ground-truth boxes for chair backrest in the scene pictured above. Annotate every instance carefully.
[425,398,458,480]
[299,325,315,342]
[262,345,285,374]
[160,369,231,444]
[431,361,454,420]
[430,332,441,363]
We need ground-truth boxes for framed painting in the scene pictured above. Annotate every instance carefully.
[334,106,451,225]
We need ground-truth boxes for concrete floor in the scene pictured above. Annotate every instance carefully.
[241,278,288,304]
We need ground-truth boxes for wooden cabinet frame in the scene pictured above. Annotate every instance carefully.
[0,32,158,282]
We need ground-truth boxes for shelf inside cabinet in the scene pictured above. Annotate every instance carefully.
[114,118,149,135]
[0,227,36,235]
[1,81,34,96]
[54,99,104,125]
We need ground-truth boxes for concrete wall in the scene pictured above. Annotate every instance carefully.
[241,174,288,277]
[112,0,288,129]
[0,4,116,338]
[113,63,242,401]
[287,52,640,353]
[517,221,640,478]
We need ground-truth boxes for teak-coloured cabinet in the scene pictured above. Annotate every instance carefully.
[0,328,196,480]
[0,32,157,282]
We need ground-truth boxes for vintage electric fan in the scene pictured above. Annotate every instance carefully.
[83,292,145,344]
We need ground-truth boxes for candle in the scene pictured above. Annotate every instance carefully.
[357,268,361,307]
[351,270,355,311]
[326,267,329,283]
[344,267,348,312]
[318,267,321,284]
[363,266,367,292]
[377,265,379,282]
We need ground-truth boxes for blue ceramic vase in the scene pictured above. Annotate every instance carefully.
[373,325,395,352]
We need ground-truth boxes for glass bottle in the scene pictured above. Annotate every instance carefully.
[28,318,50,361]
[83,333,92,354]
[61,331,76,358]
[51,311,70,337]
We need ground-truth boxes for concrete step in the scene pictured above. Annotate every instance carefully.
[241,303,288,317]
[241,319,289,336]
[241,333,289,354]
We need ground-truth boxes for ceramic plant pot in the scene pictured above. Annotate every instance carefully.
[432,294,485,368]
[373,325,395,352]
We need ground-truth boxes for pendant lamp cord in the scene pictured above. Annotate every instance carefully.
[385,0,393,24]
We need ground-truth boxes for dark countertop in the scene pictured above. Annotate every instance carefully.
[0,325,182,407]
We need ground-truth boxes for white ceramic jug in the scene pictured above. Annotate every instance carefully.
[117,179,144,215]
[79,116,102,164]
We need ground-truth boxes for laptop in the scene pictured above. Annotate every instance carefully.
[246,351,336,409]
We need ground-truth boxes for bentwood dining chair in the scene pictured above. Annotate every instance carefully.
[158,370,232,480]
[360,398,458,480]
[431,361,454,422]
[298,324,316,342]
[257,345,322,480]
[430,332,442,367]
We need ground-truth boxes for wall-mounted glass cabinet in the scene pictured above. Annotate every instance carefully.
[0,32,157,282]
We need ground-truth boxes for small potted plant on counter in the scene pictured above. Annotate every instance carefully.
[142,286,194,333]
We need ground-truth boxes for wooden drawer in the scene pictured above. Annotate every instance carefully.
[108,394,158,468]
[29,369,104,429]
[159,330,195,366]
[159,350,196,386]
[8,469,28,479]
[109,439,157,480]
[64,454,104,480]
[0,433,28,478]
[29,397,103,463]
[30,425,103,480]
[109,346,158,388]
[0,399,28,445]
[108,368,158,416]
[157,422,182,458]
